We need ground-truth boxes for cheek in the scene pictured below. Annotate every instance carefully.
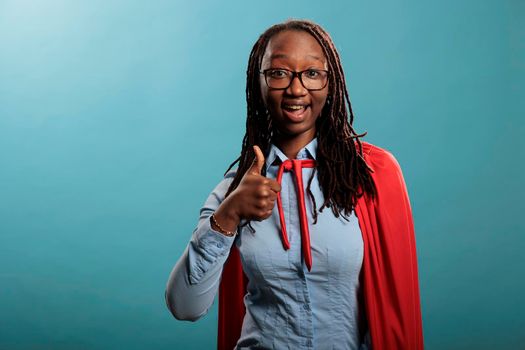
[259,80,281,109]
[266,91,283,112]
[314,93,328,112]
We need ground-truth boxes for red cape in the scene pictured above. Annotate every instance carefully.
[217,142,424,349]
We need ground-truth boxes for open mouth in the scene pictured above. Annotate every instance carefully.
[281,104,310,121]
[282,104,309,112]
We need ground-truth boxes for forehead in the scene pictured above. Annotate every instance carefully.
[261,30,327,67]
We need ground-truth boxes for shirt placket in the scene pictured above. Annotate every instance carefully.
[282,159,314,349]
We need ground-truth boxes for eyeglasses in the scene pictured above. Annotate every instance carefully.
[260,68,329,91]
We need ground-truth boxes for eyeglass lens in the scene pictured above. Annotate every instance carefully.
[265,70,328,90]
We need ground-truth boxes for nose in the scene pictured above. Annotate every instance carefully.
[285,74,307,96]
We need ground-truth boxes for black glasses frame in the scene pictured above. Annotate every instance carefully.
[259,68,330,91]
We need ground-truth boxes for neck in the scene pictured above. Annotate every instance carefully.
[273,130,316,160]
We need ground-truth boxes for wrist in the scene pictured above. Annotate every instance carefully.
[221,196,242,222]
[211,199,241,236]
[210,213,237,237]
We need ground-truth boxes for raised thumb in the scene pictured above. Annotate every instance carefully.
[248,145,265,175]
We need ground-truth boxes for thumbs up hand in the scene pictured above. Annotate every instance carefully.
[212,146,282,234]
[231,145,282,222]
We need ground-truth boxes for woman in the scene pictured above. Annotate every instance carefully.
[166,19,423,350]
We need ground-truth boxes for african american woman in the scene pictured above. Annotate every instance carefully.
[165,19,424,350]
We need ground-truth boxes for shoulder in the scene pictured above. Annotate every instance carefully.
[358,142,412,206]
[358,141,403,175]
[205,168,238,205]
[224,168,238,180]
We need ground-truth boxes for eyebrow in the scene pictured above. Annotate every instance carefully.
[270,53,324,61]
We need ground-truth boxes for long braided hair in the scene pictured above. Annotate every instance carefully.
[224,19,376,227]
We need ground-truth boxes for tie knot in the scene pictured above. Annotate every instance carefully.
[279,159,316,172]
[280,159,293,171]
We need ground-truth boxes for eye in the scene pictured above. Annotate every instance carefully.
[268,69,289,79]
[305,69,321,79]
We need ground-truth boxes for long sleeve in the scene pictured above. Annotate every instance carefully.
[165,172,237,321]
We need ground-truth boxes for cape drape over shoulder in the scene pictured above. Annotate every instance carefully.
[217,142,424,350]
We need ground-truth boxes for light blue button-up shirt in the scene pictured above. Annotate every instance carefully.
[166,138,371,349]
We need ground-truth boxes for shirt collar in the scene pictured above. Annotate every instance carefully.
[265,137,318,172]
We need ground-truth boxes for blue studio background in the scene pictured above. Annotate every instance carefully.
[0,0,523,349]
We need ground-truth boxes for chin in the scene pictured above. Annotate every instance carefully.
[274,125,315,138]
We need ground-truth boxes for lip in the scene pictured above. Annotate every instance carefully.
[281,105,310,122]
[282,101,309,107]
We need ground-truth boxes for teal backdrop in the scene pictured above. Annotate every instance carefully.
[1,0,523,349]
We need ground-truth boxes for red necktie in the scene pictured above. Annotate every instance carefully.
[275,158,316,271]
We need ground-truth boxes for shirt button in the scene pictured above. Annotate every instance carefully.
[303,303,310,311]
[216,242,223,248]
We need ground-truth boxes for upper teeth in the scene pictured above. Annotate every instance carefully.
[285,105,305,110]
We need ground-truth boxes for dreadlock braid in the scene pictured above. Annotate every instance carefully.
[224,19,376,228]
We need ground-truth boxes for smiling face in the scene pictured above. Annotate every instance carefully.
[259,30,329,148]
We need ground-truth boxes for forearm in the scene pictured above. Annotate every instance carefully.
[165,229,234,321]
[165,172,239,321]
[165,208,237,321]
